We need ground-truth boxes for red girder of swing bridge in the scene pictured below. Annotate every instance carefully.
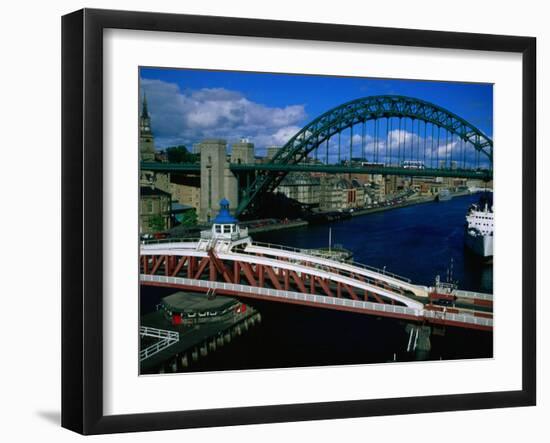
[141,251,391,304]
[140,249,492,332]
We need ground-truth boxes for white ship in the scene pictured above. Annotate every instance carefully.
[465,195,493,259]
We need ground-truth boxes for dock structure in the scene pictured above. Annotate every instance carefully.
[140,291,259,373]
[141,199,493,332]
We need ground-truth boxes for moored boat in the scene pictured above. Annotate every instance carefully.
[464,194,493,259]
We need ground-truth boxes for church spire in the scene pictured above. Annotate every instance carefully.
[139,91,155,161]
[141,92,149,119]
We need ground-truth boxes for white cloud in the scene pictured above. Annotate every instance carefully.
[388,128,419,147]
[140,79,307,149]
[328,128,478,166]
[351,133,372,145]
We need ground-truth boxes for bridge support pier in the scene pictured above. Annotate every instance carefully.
[405,324,432,360]
[209,339,217,352]
[180,353,188,368]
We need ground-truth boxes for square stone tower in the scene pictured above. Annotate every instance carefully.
[266,145,281,160]
[231,139,255,164]
[199,140,238,222]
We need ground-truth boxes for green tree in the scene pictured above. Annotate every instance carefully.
[165,145,199,163]
[148,214,165,232]
[180,209,198,227]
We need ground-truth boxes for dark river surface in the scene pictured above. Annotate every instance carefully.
[140,193,493,372]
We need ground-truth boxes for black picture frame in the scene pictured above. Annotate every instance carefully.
[62,8,536,435]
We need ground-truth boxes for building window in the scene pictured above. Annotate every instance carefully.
[145,200,153,214]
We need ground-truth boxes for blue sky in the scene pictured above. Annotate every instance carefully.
[139,67,493,159]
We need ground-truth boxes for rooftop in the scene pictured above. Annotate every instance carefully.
[140,186,171,197]
[171,203,194,213]
[162,292,238,313]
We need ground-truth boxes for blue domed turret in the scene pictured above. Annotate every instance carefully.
[212,198,237,224]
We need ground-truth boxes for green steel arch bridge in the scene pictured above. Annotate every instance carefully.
[141,95,493,216]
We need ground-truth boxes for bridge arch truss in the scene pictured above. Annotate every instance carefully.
[237,95,493,215]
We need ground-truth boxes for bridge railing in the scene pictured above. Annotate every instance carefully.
[140,326,179,340]
[140,274,491,328]
[453,289,493,301]
[139,326,180,361]
[250,241,412,283]
[342,260,411,283]
[200,229,249,241]
[141,237,201,246]
[141,274,422,318]
[423,308,492,328]
[251,241,304,254]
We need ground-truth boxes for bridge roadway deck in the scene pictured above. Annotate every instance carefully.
[140,162,492,180]
[141,240,492,331]
[141,274,492,331]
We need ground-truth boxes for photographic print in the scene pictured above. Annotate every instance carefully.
[138,68,494,375]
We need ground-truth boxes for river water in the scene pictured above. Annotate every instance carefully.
[141,193,493,372]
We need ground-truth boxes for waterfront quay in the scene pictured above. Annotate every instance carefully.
[160,189,476,243]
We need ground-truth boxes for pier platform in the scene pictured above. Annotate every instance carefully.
[140,292,259,373]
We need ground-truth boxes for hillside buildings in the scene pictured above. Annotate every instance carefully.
[139,186,171,234]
